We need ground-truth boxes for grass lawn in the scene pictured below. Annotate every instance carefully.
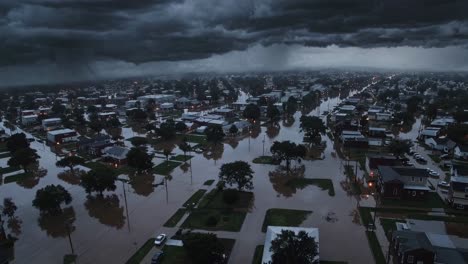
[203,179,215,186]
[179,134,207,144]
[285,178,335,196]
[153,161,182,175]
[0,152,11,159]
[344,165,362,195]
[0,166,20,174]
[365,231,386,264]
[198,189,254,210]
[181,209,247,232]
[170,155,193,162]
[252,245,264,264]
[3,172,33,184]
[160,245,188,264]
[163,209,187,227]
[380,218,405,240]
[182,189,207,208]
[161,238,235,264]
[381,192,447,209]
[428,154,442,163]
[261,208,312,232]
[0,142,7,152]
[358,207,373,227]
[63,254,77,264]
[252,156,280,165]
[125,238,155,264]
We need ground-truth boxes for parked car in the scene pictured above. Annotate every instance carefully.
[426,168,439,178]
[438,181,450,188]
[154,234,167,246]
[151,252,164,264]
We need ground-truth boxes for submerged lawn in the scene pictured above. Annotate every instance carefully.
[286,178,335,196]
[262,208,312,232]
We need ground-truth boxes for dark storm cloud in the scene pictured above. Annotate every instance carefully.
[1,0,468,67]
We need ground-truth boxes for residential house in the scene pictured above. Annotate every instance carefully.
[340,130,369,148]
[47,129,78,144]
[366,155,402,179]
[424,137,456,153]
[78,135,113,156]
[21,114,38,126]
[102,146,130,165]
[390,230,435,264]
[419,127,441,140]
[377,166,430,199]
[454,145,468,160]
[391,230,468,264]
[42,118,62,131]
[448,165,468,210]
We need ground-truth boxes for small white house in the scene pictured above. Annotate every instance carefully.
[42,118,62,131]
[22,115,38,126]
[454,145,468,160]
[424,137,456,153]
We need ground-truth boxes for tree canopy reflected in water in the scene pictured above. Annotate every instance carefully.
[84,194,125,229]
[268,166,305,198]
[37,207,75,238]
[129,173,155,197]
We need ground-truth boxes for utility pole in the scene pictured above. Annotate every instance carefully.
[65,219,75,255]
[262,135,266,156]
[122,180,131,232]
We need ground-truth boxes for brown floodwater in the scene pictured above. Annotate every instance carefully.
[1,83,414,264]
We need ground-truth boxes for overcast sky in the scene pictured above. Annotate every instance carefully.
[1,0,468,86]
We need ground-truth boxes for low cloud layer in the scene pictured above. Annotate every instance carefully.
[1,0,468,85]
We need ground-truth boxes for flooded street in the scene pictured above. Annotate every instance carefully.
[1,88,383,264]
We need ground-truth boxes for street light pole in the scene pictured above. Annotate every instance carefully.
[262,135,266,156]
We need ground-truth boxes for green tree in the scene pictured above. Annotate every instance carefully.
[56,156,85,174]
[80,167,117,195]
[228,124,238,136]
[175,121,188,132]
[270,141,306,173]
[182,232,225,264]
[51,101,66,115]
[299,116,326,143]
[8,148,39,172]
[267,104,281,122]
[388,139,411,158]
[219,161,254,191]
[158,119,176,140]
[126,148,153,173]
[6,133,29,153]
[32,185,72,215]
[243,103,261,121]
[269,230,318,264]
[406,96,423,114]
[130,137,147,147]
[284,96,298,116]
[87,105,97,114]
[178,140,192,162]
[205,125,225,144]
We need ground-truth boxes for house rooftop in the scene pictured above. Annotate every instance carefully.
[378,166,429,182]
